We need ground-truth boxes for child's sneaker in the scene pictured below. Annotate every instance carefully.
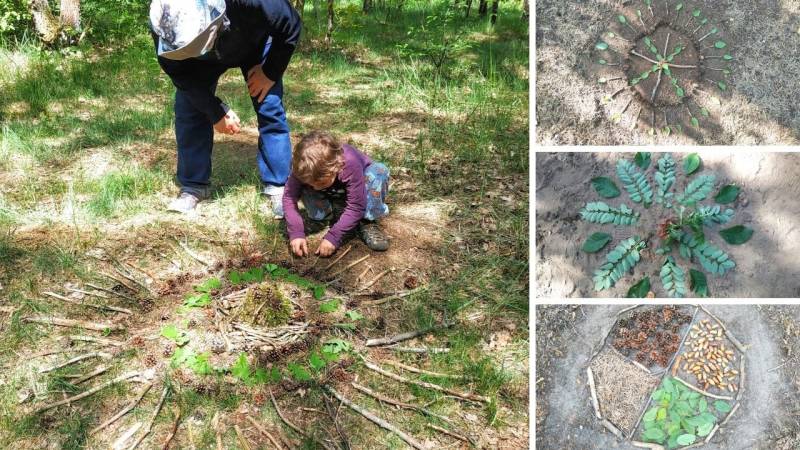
[358,220,389,251]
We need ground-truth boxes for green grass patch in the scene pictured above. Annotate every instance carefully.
[83,167,169,217]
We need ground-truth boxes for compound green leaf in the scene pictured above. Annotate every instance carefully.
[593,237,646,291]
[580,202,640,225]
[660,256,687,298]
[617,159,653,207]
[679,174,716,206]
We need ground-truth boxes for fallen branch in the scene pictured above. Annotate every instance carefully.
[100,271,140,293]
[90,382,153,435]
[270,389,334,450]
[704,424,719,443]
[601,418,623,439]
[114,423,143,450]
[672,376,733,401]
[43,291,133,315]
[366,326,438,347]
[324,245,352,270]
[74,365,109,385]
[34,371,141,413]
[719,402,740,427]
[66,286,109,299]
[361,286,427,306]
[39,351,112,373]
[113,266,151,295]
[390,346,449,354]
[426,423,474,446]
[128,385,169,450]
[324,386,426,450]
[234,425,252,450]
[631,50,660,65]
[736,356,746,401]
[161,406,181,450]
[587,367,601,419]
[351,382,455,426]
[25,316,124,332]
[632,442,665,450]
[329,254,370,278]
[245,416,284,450]
[70,334,125,347]
[383,359,464,380]
[85,282,137,302]
[363,359,489,404]
[177,239,212,267]
[358,267,394,292]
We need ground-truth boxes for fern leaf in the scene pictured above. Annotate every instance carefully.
[655,154,676,207]
[660,256,688,298]
[593,237,646,291]
[678,174,716,206]
[697,205,734,225]
[580,202,640,225]
[694,241,736,275]
[617,159,653,207]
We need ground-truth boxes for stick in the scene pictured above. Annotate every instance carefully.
[632,442,665,450]
[366,326,438,347]
[177,239,212,267]
[269,390,334,450]
[356,265,372,283]
[704,424,719,443]
[358,267,394,291]
[70,334,125,347]
[66,287,109,299]
[43,291,133,315]
[616,305,640,316]
[24,316,124,332]
[245,416,284,450]
[631,50,660,64]
[114,423,143,450]
[34,371,141,413]
[601,418,623,439]
[383,360,464,379]
[329,254,370,278]
[324,386,426,450]
[390,346,449,354]
[74,365,109,385]
[91,382,154,435]
[351,382,456,426]
[673,376,733,401]
[363,360,489,403]
[162,407,181,450]
[736,356,745,401]
[426,423,473,445]
[719,402,740,427]
[234,425,252,450]
[587,367,602,419]
[128,385,169,450]
[361,286,428,306]
[85,283,137,301]
[725,330,747,353]
[100,271,140,293]
[39,351,112,373]
[113,267,151,294]
[324,245,352,270]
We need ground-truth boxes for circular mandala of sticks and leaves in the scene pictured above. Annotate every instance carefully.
[592,1,734,136]
[579,152,754,298]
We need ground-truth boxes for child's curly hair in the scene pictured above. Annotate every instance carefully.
[292,131,345,185]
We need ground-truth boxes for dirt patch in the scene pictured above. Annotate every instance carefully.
[536,304,796,450]
[535,152,800,298]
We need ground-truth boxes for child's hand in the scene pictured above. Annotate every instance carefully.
[315,239,336,257]
[290,238,309,257]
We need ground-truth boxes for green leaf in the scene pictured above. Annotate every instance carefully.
[714,400,732,413]
[591,177,621,198]
[269,366,282,383]
[719,225,753,245]
[683,153,701,176]
[580,202,640,226]
[253,368,269,384]
[617,159,653,207]
[677,434,697,445]
[661,257,688,298]
[689,269,709,298]
[692,9,701,17]
[676,86,685,98]
[679,174,716,206]
[345,310,365,321]
[593,237,646,291]
[183,292,211,308]
[714,40,727,49]
[634,152,651,169]
[322,338,351,355]
[691,117,699,128]
[161,324,189,346]
[618,15,628,24]
[644,37,652,47]
[313,285,326,299]
[715,185,740,204]
[676,3,683,11]
[583,233,612,253]
[309,352,326,371]
[228,270,241,284]
[195,277,221,293]
[232,353,251,381]
[643,407,658,422]
[598,59,607,65]
[697,422,714,436]
[627,277,651,298]
[700,108,710,117]
[264,263,279,273]
[596,42,609,50]
[319,299,340,313]
[287,363,312,381]
[698,398,708,413]
[642,427,667,443]
[723,54,733,61]
[718,81,728,91]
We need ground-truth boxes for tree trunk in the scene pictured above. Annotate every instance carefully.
[60,0,80,30]
[465,0,473,17]
[29,0,61,44]
[325,0,334,45]
[522,0,529,19]
[362,0,371,12]
[478,0,488,16]
[490,0,498,25]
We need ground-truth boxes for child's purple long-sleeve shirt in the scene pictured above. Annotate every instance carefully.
[283,144,372,248]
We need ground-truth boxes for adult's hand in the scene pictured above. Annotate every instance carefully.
[247,64,275,103]
[214,110,241,135]
[290,238,309,257]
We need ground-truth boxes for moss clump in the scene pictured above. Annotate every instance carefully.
[238,282,292,327]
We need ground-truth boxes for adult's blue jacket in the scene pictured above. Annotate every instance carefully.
[153,0,302,124]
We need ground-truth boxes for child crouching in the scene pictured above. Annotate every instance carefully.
[282,131,390,257]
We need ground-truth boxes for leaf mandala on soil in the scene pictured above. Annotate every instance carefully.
[580,202,640,225]
[593,237,646,291]
[617,159,654,207]
[660,256,687,298]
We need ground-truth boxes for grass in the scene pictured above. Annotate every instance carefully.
[0,1,528,447]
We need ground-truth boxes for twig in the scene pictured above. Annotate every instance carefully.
[34,371,141,413]
[234,425,252,450]
[66,286,109,299]
[601,418,623,439]
[100,271,140,293]
[177,239,212,267]
[366,326,437,347]
[363,359,489,403]
[113,267,151,295]
[43,291,133,315]
[91,382,154,435]
[667,62,698,69]
[426,423,474,446]
[383,359,464,379]
[356,265,372,283]
[767,359,791,373]
[673,376,733,401]
[358,267,394,292]
[39,351,112,373]
[720,402,740,427]
[704,424,719,443]
[114,423,143,450]
[361,286,428,306]
[245,416,284,449]
[390,346,449,354]
[587,367,601,419]
[324,245,352,270]
[351,382,456,426]
[698,29,716,42]
[329,254,370,278]
[736,356,746,401]
[128,385,169,450]
[70,334,125,347]
[74,365,109,385]
[270,389,334,450]
[324,386,426,450]
[161,406,181,450]
[24,316,124,332]
[85,283,137,301]
[632,442,665,450]
[631,50,660,64]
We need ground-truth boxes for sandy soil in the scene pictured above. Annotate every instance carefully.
[535,0,800,145]
[535,304,800,450]
[535,152,800,298]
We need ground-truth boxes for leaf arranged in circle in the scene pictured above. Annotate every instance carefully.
[627,277,651,298]
[679,174,716,206]
[618,15,628,24]
[715,184,740,204]
[598,59,607,65]
[719,225,753,245]
[593,237,646,291]
[596,42,609,50]
[617,159,653,207]
[700,108,710,117]
[723,54,733,61]
[683,153,701,175]
[660,256,687,298]
[580,201,640,225]
[582,232,613,253]
[675,86,685,98]
[692,9,701,17]
[689,269,709,298]
[715,40,727,49]
[592,176,621,198]
[676,3,684,11]
[634,152,651,169]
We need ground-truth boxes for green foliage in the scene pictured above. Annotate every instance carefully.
[719,225,753,245]
[616,159,653,207]
[634,152,651,170]
[183,292,211,308]
[345,310,364,321]
[627,277,651,298]
[580,202,640,225]
[655,154,677,208]
[689,269,709,297]
[596,42,609,50]
[287,363,312,382]
[693,242,735,275]
[322,338,352,355]
[696,205,734,225]
[581,232,612,253]
[229,264,325,299]
[161,324,189,346]
[591,177,621,198]
[171,347,214,375]
[641,377,721,449]
[678,175,716,206]
[660,256,687,298]
[195,277,221,293]
[0,0,30,41]
[593,237,646,291]
[714,184,740,204]
[683,153,701,176]
[319,299,340,313]
[714,400,732,413]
